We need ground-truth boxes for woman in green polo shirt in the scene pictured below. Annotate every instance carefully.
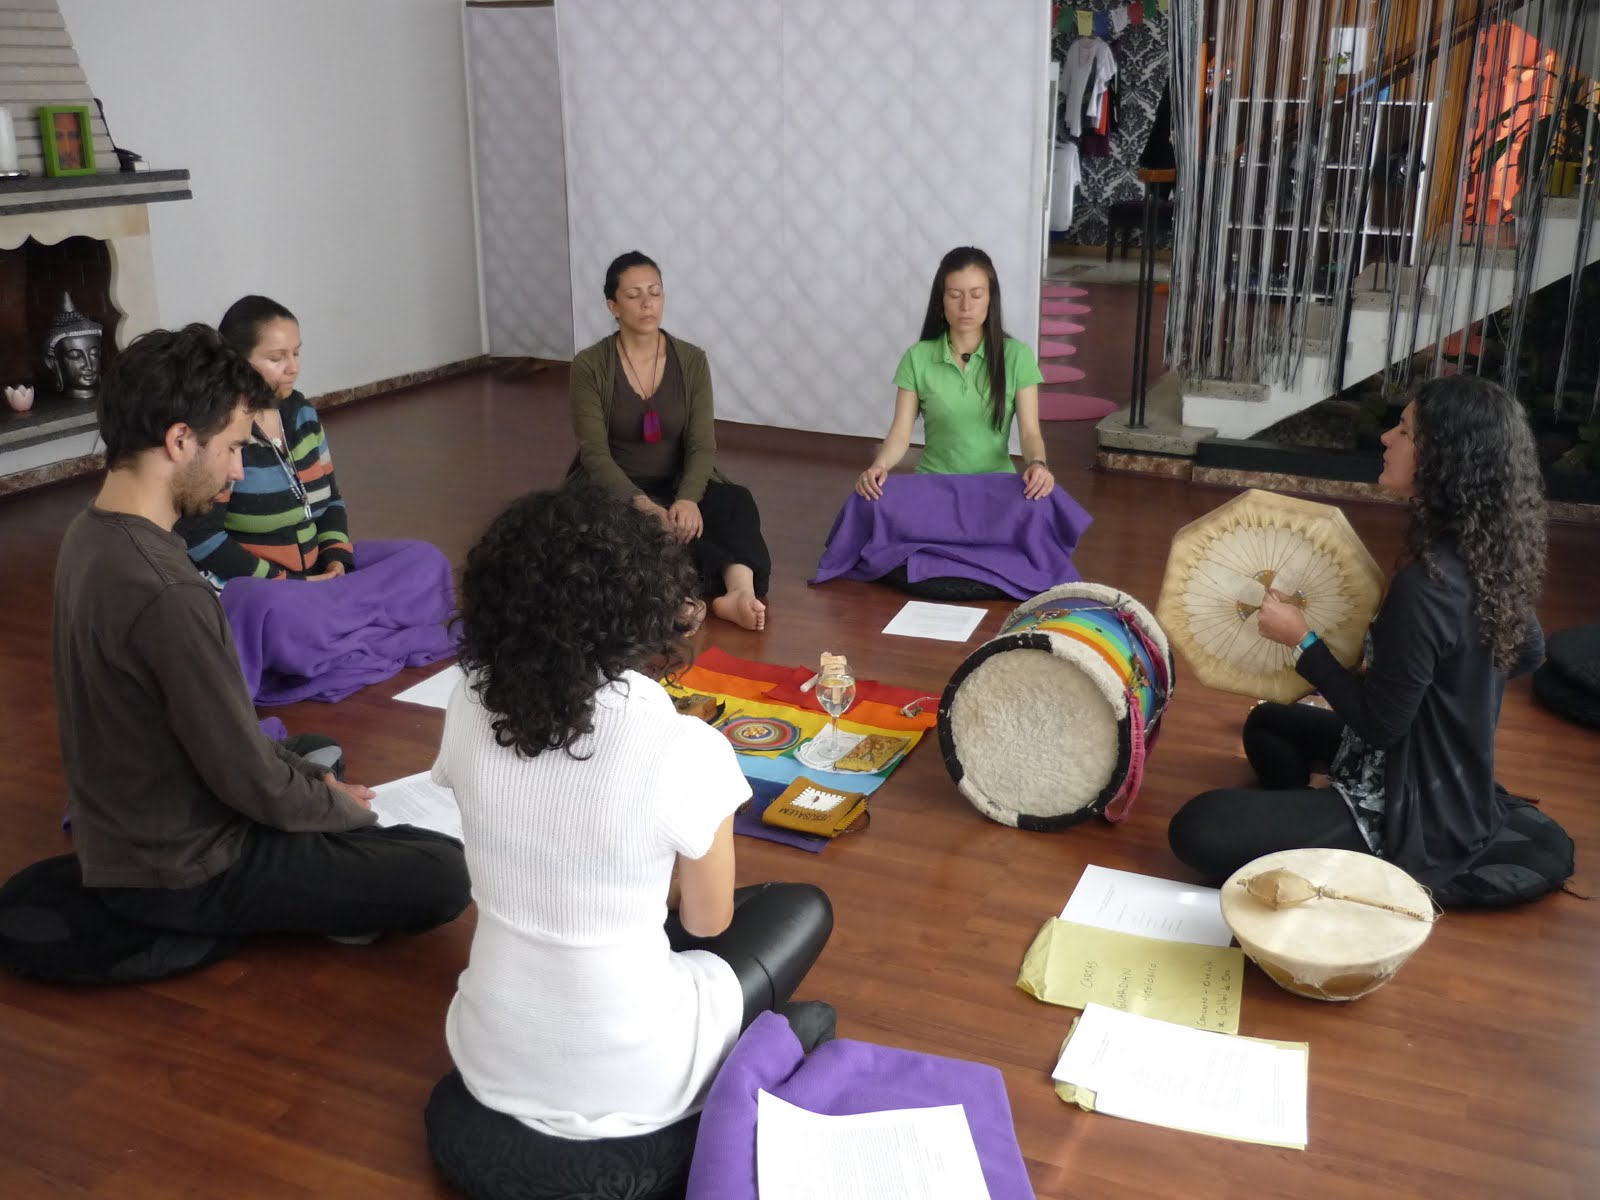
[813,246,1091,600]
[855,246,1054,500]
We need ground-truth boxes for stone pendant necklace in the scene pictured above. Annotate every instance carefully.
[619,332,663,444]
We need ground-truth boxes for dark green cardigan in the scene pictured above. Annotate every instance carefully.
[568,332,720,503]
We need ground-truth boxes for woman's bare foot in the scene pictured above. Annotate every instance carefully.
[712,588,767,631]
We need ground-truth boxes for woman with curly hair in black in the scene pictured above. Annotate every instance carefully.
[1169,377,1573,907]
[428,482,832,1170]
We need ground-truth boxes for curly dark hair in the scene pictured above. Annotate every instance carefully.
[98,324,273,467]
[1405,375,1547,672]
[458,481,701,758]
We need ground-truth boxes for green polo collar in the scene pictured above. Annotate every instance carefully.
[940,333,988,369]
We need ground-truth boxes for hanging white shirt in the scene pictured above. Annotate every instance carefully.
[1051,140,1082,232]
[1061,37,1117,135]
[436,670,750,1139]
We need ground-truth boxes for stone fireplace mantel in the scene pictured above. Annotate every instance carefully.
[0,171,192,488]
[0,170,192,352]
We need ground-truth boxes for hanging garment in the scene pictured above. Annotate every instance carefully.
[1061,37,1115,138]
[1050,139,1082,232]
[1084,39,1118,126]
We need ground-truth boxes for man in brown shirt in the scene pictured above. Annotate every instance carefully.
[53,325,468,941]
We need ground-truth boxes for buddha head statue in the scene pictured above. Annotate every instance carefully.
[43,292,103,400]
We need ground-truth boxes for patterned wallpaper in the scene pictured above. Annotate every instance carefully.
[1052,1,1171,248]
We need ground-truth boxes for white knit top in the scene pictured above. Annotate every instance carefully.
[433,670,750,1139]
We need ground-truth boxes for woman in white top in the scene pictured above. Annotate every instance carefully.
[433,482,833,1165]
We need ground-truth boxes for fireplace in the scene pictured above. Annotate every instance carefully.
[0,234,118,389]
[0,184,189,490]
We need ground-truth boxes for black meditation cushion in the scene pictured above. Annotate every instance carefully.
[424,1070,700,1200]
[1431,797,1576,909]
[1533,660,1600,730]
[0,855,238,985]
[1544,624,1600,694]
[878,564,1011,603]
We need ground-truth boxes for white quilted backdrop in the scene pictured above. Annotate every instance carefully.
[467,4,574,360]
[557,0,1051,439]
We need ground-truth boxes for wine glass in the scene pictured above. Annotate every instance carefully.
[815,669,857,760]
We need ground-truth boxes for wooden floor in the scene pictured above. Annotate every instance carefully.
[2,290,1598,1198]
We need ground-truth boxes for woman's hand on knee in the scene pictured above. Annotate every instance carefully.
[856,465,888,501]
[1022,461,1055,500]
[668,499,703,542]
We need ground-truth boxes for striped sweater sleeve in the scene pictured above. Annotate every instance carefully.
[288,401,354,570]
[176,500,284,585]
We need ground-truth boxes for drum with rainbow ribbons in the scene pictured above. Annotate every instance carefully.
[938,582,1174,830]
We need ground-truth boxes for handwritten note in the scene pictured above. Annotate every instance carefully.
[1062,864,1233,947]
[1019,919,1243,1033]
[1052,1004,1309,1149]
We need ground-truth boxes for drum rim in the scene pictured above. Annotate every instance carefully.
[938,630,1134,828]
[1009,581,1175,667]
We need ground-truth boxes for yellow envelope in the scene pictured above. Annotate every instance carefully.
[1017,918,1243,1034]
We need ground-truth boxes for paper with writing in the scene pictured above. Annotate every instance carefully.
[1018,918,1242,1033]
[393,663,465,709]
[1051,1003,1308,1149]
[755,1090,992,1200]
[370,772,463,842]
[1061,864,1233,947]
[881,601,987,643]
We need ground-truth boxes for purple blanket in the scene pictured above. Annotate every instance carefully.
[687,1010,1035,1199]
[221,539,457,706]
[812,473,1092,600]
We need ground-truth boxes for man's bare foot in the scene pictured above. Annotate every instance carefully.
[712,588,767,631]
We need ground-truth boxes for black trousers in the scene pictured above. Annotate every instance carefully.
[664,881,833,1030]
[642,478,771,599]
[97,822,471,940]
[1168,702,1367,882]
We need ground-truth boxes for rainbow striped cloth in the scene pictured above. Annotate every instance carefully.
[665,648,937,848]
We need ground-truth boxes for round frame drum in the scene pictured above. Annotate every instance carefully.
[937,582,1174,830]
[1222,848,1435,1001]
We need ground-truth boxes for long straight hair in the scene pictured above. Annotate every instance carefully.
[918,246,1011,430]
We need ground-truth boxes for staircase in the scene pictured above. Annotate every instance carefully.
[1180,196,1600,440]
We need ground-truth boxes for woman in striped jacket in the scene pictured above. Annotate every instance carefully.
[178,296,352,585]
[174,295,456,706]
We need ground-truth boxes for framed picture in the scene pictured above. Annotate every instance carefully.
[38,105,96,177]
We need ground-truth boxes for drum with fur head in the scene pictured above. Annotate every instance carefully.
[938,582,1173,830]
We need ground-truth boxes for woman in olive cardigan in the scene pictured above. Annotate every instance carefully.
[569,251,771,630]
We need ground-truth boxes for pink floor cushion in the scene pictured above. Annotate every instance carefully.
[1041,361,1086,384]
[1041,299,1092,316]
[1038,390,1118,421]
[1042,284,1090,299]
[1039,318,1087,336]
[1038,338,1078,358]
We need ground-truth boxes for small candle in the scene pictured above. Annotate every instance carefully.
[0,108,17,173]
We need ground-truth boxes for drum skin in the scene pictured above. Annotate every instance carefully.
[938,583,1173,830]
[1221,848,1435,1002]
